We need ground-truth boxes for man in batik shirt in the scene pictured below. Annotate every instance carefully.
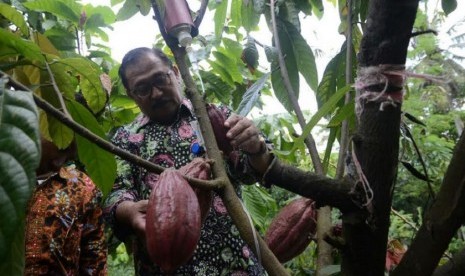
[103,47,273,275]
[24,137,107,275]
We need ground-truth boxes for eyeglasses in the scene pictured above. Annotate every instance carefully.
[130,70,172,98]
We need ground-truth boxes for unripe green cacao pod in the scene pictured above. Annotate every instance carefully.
[146,169,201,273]
[179,158,212,223]
[264,197,317,263]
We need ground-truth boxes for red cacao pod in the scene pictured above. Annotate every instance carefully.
[206,103,233,155]
[178,158,213,223]
[146,169,201,273]
[264,197,317,263]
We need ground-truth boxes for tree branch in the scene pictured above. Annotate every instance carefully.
[262,158,360,212]
[1,70,222,191]
[433,247,465,276]
[392,131,465,276]
[193,0,208,30]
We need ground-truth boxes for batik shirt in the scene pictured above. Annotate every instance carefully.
[25,164,107,275]
[103,99,266,275]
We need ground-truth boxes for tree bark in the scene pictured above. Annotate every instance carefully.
[433,247,465,276]
[342,0,420,275]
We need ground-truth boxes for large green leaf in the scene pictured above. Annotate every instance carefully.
[0,84,40,268]
[271,20,300,113]
[208,60,236,87]
[57,58,107,114]
[283,20,318,92]
[115,0,139,21]
[213,0,228,38]
[0,3,29,36]
[84,5,116,25]
[242,185,277,232]
[212,51,242,83]
[0,29,45,62]
[317,43,355,112]
[66,100,116,197]
[241,0,261,32]
[23,0,81,23]
[230,0,242,28]
[237,72,270,116]
[200,70,233,104]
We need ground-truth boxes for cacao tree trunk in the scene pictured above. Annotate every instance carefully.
[342,0,419,275]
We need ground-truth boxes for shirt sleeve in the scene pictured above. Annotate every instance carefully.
[102,127,139,240]
[79,175,108,276]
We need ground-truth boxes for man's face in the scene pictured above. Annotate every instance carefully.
[124,52,182,124]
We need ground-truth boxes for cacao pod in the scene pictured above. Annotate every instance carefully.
[264,197,317,263]
[179,158,213,223]
[206,103,233,156]
[146,169,201,273]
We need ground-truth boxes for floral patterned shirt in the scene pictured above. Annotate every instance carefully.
[103,99,266,275]
[24,164,108,275]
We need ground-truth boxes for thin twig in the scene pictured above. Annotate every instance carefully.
[193,0,209,29]
[44,61,72,118]
[391,208,419,231]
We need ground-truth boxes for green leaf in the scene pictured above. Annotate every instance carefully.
[137,0,152,16]
[66,100,116,197]
[230,0,242,28]
[0,84,40,265]
[57,58,107,114]
[0,29,45,62]
[237,72,270,116]
[200,71,232,104]
[442,0,457,15]
[0,3,29,37]
[310,0,325,18]
[327,101,355,128]
[293,85,351,150]
[212,51,242,83]
[241,0,261,32]
[0,219,25,275]
[283,20,318,92]
[84,5,116,25]
[271,20,300,113]
[208,60,236,87]
[322,127,338,174]
[317,43,353,112]
[115,0,139,21]
[242,185,277,231]
[49,62,79,99]
[23,0,81,23]
[213,0,228,39]
[48,115,74,149]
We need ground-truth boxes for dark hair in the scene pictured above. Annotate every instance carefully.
[118,47,173,90]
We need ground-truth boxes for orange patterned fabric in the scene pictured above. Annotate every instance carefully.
[24,164,107,275]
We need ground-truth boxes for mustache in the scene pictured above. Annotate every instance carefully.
[151,98,170,109]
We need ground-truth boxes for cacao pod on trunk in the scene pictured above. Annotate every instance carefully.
[146,169,201,273]
[264,197,317,263]
[206,103,233,155]
[179,158,213,223]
